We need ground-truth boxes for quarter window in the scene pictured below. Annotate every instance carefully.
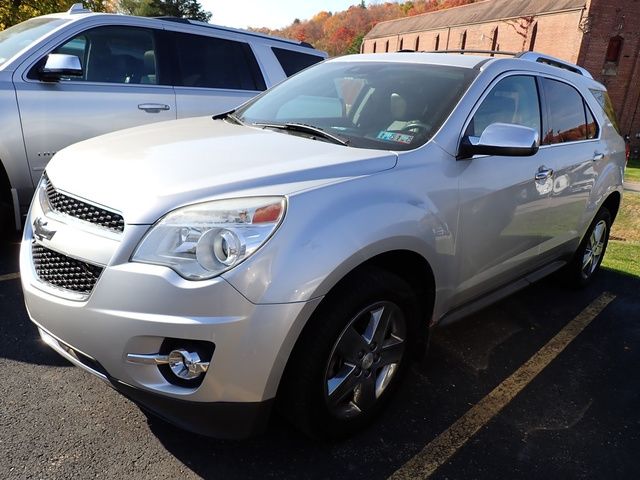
[174,33,266,91]
[272,47,324,77]
[542,79,590,144]
[590,88,620,134]
[466,75,541,138]
[585,104,599,139]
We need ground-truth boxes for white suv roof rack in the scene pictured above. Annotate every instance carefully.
[424,50,592,78]
[67,3,91,14]
[516,52,593,79]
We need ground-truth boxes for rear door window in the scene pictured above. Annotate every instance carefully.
[272,47,324,76]
[174,33,266,91]
[542,79,592,144]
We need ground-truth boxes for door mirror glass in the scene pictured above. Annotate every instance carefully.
[459,122,540,159]
[39,53,83,81]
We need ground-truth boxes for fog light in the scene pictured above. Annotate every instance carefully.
[126,338,215,388]
[168,349,209,380]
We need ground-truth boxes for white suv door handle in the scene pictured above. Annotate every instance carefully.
[138,103,170,113]
[535,166,554,181]
[593,152,605,161]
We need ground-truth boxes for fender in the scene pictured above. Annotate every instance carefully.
[223,151,461,318]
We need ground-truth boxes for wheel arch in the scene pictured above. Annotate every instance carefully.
[602,190,621,222]
[271,248,436,401]
[0,159,12,203]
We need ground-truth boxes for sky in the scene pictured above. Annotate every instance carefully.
[200,0,368,30]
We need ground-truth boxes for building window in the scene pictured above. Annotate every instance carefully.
[434,34,439,51]
[605,35,624,64]
[460,30,467,50]
[385,40,389,52]
[373,42,376,53]
[529,22,538,51]
[415,36,420,51]
[399,38,404,50]
[491,27,498,54]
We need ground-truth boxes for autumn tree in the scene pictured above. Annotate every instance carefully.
[250,1,477,57]
[118,0,211,21]
[1,1,114,29]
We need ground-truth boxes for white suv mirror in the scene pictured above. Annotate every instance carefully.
[40,53,83,82]
[459,122,540,159]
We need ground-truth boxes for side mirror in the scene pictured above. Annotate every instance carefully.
[458,123,540,159]
[39,54,83,82]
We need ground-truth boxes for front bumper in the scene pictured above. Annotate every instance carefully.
[20,199,321,437]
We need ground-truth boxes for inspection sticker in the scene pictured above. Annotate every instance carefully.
[376,131,414,144]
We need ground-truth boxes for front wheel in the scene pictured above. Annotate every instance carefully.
[566,207,612,287]
[278,267,420,439]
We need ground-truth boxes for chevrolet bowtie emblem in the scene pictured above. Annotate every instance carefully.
[33,217,56,241]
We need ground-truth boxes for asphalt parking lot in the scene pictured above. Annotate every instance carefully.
[1,234,638,479]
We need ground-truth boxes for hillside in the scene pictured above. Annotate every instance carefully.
[251,0,477,56]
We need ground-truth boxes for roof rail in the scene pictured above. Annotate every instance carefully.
[425,49,519,56]
[153,16,191,24]
[68,3,91,14]
[516,52,593,78]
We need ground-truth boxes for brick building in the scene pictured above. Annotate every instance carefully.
[362,0,640,148]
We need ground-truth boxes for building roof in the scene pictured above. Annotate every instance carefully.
[364,0,586,39]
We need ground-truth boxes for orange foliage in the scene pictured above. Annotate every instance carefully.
[251,1,477,56]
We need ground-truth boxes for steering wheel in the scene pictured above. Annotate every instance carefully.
[400,122,430,134]
[389,122,430,136]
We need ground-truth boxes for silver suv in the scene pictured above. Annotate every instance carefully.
[0,4,326,231]
[20,51,625,439]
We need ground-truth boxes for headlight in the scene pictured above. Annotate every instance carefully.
[132,197,286,280]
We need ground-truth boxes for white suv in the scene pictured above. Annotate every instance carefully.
[20,51,625,439]
[0,4,326,231]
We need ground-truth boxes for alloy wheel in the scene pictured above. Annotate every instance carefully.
[323,301,407,419]
[582,219,607,279]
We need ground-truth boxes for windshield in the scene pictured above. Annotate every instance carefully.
[237,60,477,151]
[0,17,68,67]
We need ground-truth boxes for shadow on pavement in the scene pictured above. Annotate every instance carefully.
[0,235,73,368]
[142,269,639,480]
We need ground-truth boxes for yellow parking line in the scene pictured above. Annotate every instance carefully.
[390,292,616,480]
[0,272,20,282]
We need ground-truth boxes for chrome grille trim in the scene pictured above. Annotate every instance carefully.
[32,242,104,296]
[43,173,125,233]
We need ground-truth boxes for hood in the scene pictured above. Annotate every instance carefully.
[45,116,398,224]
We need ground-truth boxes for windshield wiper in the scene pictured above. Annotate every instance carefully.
[212,110,243,125]
[253,122,349,146]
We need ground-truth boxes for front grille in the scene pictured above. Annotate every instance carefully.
[44,174,125,233]
[32,243,103,295]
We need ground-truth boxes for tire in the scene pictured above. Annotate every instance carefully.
[277,267,420,439]
[565,207,612,287]
[0,199,13,239]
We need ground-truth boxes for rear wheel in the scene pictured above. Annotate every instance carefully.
[566,207,611,287]
[278,267,420,439]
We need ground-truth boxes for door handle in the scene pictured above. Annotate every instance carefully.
[535,166,554,182]
[593,152,605,161]
[138,103,170,113]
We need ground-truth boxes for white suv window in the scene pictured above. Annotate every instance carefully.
[174,33,266,91]
[543,78,595,144]
[49,26,159,85]
[467,75,541,138]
